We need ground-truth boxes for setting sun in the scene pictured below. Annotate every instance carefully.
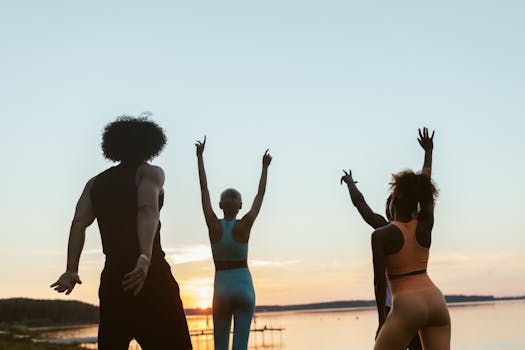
[198,302,211,310]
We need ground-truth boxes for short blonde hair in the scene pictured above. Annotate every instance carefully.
[220,188,242,204]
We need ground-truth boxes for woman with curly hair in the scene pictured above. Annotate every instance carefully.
[341,127,434,350]
[372,169,450,349]
[51,115,192,350]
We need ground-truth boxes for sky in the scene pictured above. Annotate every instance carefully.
[1,1,524,309]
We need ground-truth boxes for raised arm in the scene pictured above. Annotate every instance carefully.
[341,170,388,229]
[195,136,218,227]
[418,127,434,177]
[50,178,96,295]
[371,230,387,337]
[242,149,272,227]
[415,172,436,247]
[122,164,164,296]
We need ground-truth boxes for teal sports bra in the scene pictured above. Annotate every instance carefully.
[211,219,249,262]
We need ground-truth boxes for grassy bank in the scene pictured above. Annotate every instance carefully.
[0,328,83,350]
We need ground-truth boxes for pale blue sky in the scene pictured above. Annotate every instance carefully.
[1,1,524,306]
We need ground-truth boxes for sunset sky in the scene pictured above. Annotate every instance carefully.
[1,1,524,308]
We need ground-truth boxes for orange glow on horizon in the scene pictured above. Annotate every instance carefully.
[180,278,214,309]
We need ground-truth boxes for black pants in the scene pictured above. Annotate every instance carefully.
[385,306,423,350]
[98,262,192,350]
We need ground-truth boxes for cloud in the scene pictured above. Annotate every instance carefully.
[183,277,214,287]
[0,249,63,256]
[250,259,301,268]
[165,244,212,264]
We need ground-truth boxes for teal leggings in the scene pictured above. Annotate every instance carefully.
[213,268,255,350]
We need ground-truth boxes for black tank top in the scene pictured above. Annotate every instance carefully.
[90,163,166,274]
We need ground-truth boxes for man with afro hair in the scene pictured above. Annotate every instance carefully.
[51,114,192,350]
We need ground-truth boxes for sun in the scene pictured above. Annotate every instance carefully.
[197,301,211,310]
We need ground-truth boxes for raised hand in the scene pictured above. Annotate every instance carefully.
[418,127,435,151]
[122,256,150,296]
[50,272,82,295]
[340,169,358,185]
[262,149,272,168]
[195,136,206,157]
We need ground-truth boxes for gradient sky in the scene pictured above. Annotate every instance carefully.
[1,1,524,308]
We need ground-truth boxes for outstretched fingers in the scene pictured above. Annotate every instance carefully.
[50,273,81,294]
[418,128,424,146]
[418,127,435,149]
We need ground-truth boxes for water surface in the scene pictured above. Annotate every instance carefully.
[43,300,525,349]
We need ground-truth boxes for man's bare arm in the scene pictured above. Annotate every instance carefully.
[122,164,164,296]
[51,178,96,295]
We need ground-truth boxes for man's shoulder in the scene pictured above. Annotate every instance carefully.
[137,163,165,184]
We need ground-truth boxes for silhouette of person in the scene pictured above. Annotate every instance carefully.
[341,127,434,350]
[51,115,192,350]
[195,136,271,350]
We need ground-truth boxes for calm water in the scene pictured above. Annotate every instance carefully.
[42,300,525,349]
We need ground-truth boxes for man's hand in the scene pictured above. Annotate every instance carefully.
[262,149,272,168]
[195,136,206,157]
[50,272,82,295]
[340,169,358,185]
[122,256,150,296]
[418,127,434,152]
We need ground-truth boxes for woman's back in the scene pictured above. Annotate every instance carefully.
[385,219,429,278]
[211,219,249,263]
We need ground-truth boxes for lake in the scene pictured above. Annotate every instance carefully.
[42,300,525,349]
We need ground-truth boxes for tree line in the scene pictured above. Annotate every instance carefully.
[0,298,98,327]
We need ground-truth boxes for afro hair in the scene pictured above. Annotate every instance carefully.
[101,113,167,163]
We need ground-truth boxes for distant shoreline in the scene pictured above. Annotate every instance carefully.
[8,298,523,335]
[190,294,525,315]
[1,295,524,327]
